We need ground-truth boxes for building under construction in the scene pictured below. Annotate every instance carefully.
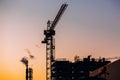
[42,3,111,80]
[51,56,110,80]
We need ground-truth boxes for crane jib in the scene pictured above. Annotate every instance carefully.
[50,4,68,30]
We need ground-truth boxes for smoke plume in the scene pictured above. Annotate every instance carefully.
[21,57,28,67]
[25,49,34,59]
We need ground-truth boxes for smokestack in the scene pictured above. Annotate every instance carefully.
[21,57,29,80]
[26,66,28,80]
[28,68,33,80]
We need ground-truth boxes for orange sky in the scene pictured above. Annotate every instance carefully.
[0,0,120,80]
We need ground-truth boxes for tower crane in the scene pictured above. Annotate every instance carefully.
[42,4,68,80]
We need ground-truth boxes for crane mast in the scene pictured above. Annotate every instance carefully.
[42,4,68,80]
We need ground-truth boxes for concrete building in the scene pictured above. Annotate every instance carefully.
[51,56,110,80]
[90,59,120,80]
[106,59,120,80]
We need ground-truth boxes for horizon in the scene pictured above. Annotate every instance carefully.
[0,0,120,80]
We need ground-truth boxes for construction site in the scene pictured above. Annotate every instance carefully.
[1,0,120,80]
[1,1,120,80]
[20,3,120,80]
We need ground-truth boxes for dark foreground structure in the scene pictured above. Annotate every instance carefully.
[26,67,33,80]
[51,56,110,80]
[41,3,111,80]
[106,59,120,80]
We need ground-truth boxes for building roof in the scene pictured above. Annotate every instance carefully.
[106,59,120,80]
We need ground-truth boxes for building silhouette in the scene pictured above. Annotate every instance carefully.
[51,56,110,80]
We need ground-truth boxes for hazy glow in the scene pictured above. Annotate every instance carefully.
[0,0,120,80]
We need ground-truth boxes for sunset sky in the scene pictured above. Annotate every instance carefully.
[0,0,120,80]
